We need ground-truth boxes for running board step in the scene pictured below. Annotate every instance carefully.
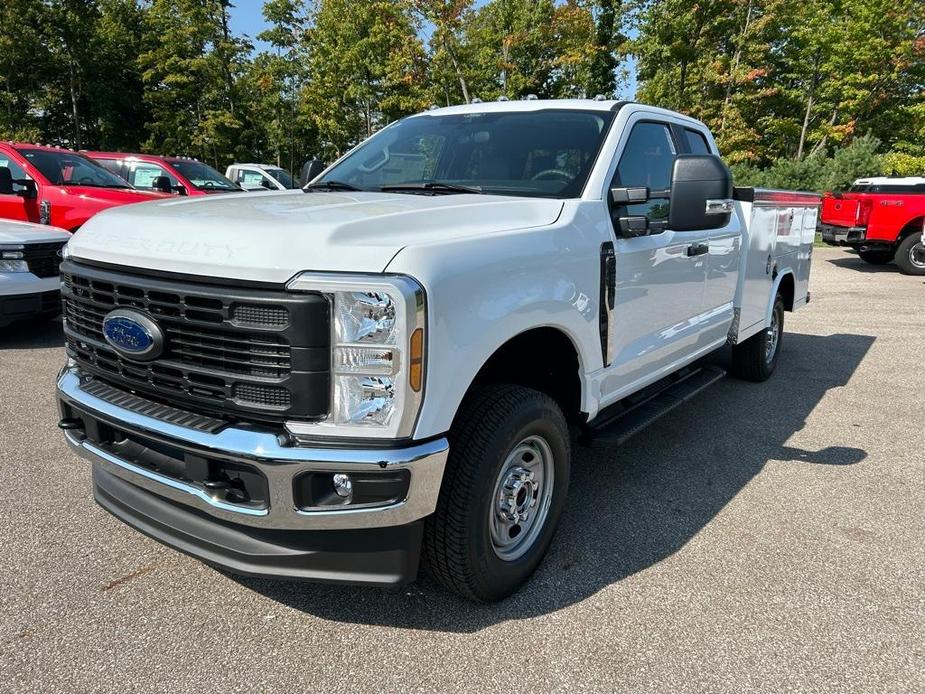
[580,366,726,448]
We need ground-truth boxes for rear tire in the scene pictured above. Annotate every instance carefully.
[894,231,925,276]
[857,248,893,265]
[423,384,570,602]
[731,294,784,382]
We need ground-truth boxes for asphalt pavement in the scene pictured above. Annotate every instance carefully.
[1,246,922,693]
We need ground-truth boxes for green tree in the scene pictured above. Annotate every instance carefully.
[413,0,476,105]
[0,0,51,142]
[139,0,252,166]
[244,0,314,170]
[302,0,428,158]
[584,0,624,98]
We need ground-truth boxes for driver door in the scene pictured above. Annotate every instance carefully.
[0,154,38,223]
[599,119,709,404]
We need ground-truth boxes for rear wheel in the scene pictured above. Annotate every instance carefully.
[894,231,925,276]
[423,384,570,602]
[857,248,893,265]
[731,293,784,382]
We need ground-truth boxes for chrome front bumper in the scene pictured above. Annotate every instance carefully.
[57,367,449,531]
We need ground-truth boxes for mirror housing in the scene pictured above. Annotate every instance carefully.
[619,216,649,237]
[299,158,326,187]
[260,178,275,190]
[667,155,733,231]
[610,186,648,205]
[174,184,188,196]
[152,175,173,194]
[16,179,37,199]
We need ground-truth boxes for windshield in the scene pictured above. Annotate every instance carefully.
[170,160,239,192]
[266,167,296,188]
[316,109,615,198]
[17,148,132,188]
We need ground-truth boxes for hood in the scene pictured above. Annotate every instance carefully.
[0,219,71,244]
[68,190,564,283]
[62,186,167,204]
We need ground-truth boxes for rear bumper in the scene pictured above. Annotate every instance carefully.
[0,289,60,327]
[819,224,866,245]
[57,366,448,585]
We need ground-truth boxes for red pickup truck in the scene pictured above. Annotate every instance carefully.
[0,143,165,231]
[85,152,243,196]
[820,176,925,275]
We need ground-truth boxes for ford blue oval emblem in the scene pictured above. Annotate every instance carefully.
[102,309,164,360]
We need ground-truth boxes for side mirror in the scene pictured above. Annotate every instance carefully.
[152,175,173,194]
[260,178,275,190]
[667,155,733,231]
[16,179,37,199]
[609,186,648,205]
[174,184,188,196]
[0,166,13,195]
[609,186,651,237]
[299,159,326,187]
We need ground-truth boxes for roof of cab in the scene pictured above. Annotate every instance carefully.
[412,98,707,129]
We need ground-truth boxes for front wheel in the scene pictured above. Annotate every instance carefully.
[894,231,925,276]
[731,294,784,382]
[423,385,570,602]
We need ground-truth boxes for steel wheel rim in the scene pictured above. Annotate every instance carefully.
[489,435,555,561]
[910,241,925,268]
[765,307,781,364]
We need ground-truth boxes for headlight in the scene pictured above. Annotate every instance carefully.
[286,273,426,440]
[0,246,28,272]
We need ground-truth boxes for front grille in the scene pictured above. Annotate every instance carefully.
[61,260,331,425]
[24,241,66,278]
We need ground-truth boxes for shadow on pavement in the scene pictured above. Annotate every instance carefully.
[235,331,875,632]
[0,317,64,350]
[826,255,898,274]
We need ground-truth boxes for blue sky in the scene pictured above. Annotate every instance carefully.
[227,1,636,98]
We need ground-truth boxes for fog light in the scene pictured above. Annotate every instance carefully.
[332,473,353,498]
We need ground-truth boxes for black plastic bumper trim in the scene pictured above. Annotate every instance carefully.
[92,466,424,586]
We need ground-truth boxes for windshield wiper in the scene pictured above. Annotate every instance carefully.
[306,180,362,192]
[379,181,483,195]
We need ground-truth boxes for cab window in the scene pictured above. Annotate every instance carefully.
[0,156,29,193]
[128,162,177,190]
[611,121,677,226]
[684,129,711,155]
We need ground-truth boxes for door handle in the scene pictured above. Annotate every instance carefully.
[686,242,709,257]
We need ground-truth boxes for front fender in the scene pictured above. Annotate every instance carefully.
[386,207,607,439]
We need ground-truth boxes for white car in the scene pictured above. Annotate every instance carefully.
[0,219,70,328]
[225,163,298,191]
[56,100,819,600]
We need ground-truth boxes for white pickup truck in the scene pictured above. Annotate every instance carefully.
[0,219,70,328]
[56,100,819,601]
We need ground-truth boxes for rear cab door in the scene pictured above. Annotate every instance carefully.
[677,125,741,349]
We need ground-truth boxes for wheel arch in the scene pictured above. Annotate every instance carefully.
[898,215,924,242]
[454,325,586,428]
[765,269,795,326]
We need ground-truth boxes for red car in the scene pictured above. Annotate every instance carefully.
[0,143,166,231]
[820,176,925,275]
[86,152,243,196]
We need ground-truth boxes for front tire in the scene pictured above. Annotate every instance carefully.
[423,384,570,602]
[731,293,784,382]
[894,231,925,276]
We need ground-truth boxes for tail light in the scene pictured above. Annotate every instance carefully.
[856,199,873,226]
